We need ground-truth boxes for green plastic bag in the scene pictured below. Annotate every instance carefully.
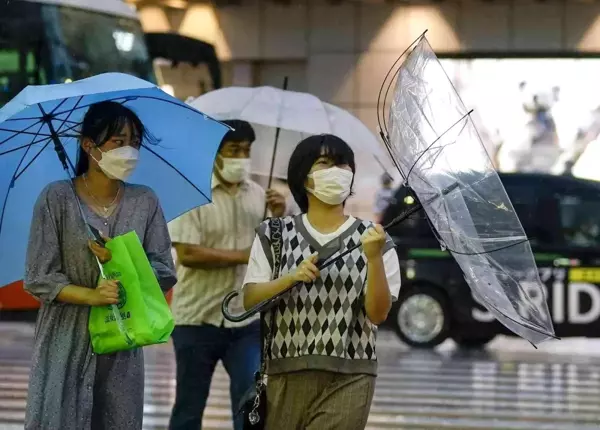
[89,230,175,354]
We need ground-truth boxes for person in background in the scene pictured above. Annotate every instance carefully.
[373,172,395,223]
[243,134,401,429]
[24,101,176,430]
[167,120,286,430]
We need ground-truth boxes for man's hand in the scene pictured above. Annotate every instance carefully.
[266,189,286,217]
[361,224,386,260]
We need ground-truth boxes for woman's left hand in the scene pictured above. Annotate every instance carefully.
[361,224,386,260]
[88,234,112,264]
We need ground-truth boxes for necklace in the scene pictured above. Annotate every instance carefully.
[82,174,121,215]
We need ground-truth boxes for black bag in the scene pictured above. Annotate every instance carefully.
[239,217,283,430]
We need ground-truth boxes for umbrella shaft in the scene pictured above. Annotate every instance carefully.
[43,114,70,172]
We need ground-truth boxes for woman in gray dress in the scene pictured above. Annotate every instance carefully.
[24,101,177,430]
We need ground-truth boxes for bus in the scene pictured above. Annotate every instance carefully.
[0,0,156,104]
[0,0,164,319]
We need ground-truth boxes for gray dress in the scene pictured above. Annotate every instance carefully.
[23,180,177,430]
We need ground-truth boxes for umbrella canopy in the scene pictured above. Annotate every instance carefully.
[188,86,394,187]
[384,36,555,346]
[0,72,229,287]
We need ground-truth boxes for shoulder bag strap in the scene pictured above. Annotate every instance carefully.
[259,217,283,375]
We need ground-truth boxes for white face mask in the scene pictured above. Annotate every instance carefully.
[92,146,139,181]
[217,156,251,184]
[307,166,354,206]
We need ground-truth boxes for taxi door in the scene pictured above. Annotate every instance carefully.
[534,180,600,337]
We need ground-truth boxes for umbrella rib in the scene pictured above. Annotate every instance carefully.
[380,32,428,137]
[13,138,54,183]
[0,128,54,138]
[4,116,47,122]
[51,97,84,137]
[50,95,135,117]
[38,102,79,175]
[52,118,81,126]
[405,110,472,184]
[0,121,79,156]
[0,119,44,147]
[140,143,211,203]
[234,89,263,121]
[0,122,47,235]
[476,288,557,341]
[48,97,69,116]
[12,122,46,179]
[53,97,86,176]
[0,135,52,157]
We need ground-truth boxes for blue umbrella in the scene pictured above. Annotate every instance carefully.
[0,72,229,287]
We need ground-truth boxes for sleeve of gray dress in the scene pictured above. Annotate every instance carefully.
[144,191,177,293]
[24,185,71,303]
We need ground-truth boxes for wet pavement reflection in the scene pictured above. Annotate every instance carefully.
[1,323,599,429]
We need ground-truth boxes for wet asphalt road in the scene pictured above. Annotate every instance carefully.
[1,322,599,430]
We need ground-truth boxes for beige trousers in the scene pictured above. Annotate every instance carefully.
[264,370,375,430]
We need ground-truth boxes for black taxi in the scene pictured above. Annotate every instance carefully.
[381,172,600,348]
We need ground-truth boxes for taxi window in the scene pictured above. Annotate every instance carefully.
[557,191,600,249]
[382,187,437,244]
[502,178,555,245]
[504,184,537,236]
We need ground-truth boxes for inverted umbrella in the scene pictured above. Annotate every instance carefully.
[380,34,555,346]
[0,72,229,287]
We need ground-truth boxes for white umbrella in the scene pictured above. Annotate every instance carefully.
[188,86,393,186]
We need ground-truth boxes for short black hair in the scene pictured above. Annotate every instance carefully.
[287,134,355,213]
[218,119,255,151]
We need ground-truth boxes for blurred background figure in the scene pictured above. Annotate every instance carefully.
[373,172,395,223]
[519,82,561,172]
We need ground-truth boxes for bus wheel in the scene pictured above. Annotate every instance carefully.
[452,333,496,349]
[392,285,450,348]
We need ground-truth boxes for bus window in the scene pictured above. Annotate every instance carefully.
[40,5,154,83]
[0,3,48,105]
[0,50,46,105]
[0,1,154,108]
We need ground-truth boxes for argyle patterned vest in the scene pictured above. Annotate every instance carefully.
[256,215,394,376]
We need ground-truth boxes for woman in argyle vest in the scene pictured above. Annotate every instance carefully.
[242,135,402,429]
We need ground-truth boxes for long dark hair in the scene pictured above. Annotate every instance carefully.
[287,134,356,213]
[75,101,155,176]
